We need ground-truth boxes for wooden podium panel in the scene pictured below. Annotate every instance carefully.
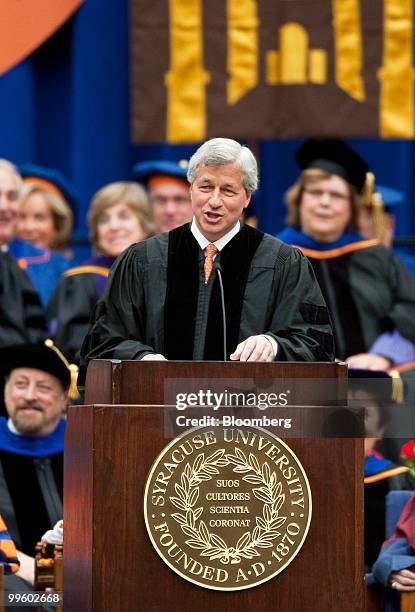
[84,360,348,405]
[64,408,363,611]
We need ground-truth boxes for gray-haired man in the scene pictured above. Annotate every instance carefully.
[82,138,334,363]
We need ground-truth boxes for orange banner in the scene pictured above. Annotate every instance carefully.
[0,0,84,76]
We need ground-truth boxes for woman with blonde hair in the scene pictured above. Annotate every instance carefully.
[277,139,415,368]
[17,184,73,253]
[47,181,153,363]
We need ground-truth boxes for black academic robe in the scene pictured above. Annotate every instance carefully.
[81,224,334,363]
[303,242,415,360]
[0,416,64,556]
[0,450,63,556]
[278,229,415,361]
[0,251,46,347]
[47,257,113,363]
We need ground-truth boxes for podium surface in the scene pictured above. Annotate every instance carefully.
[84,359,347,405]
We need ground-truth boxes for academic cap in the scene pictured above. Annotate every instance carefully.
[295,139,369,194]
[0,340,79,399]
[132,160,189,186]
[19,163,79,211]
[348,368,404,404]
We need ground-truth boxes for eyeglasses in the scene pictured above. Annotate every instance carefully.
[303,187,350,204]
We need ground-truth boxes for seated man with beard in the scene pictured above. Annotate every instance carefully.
[0,340,78,564]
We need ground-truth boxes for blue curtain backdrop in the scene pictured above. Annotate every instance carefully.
[0,0,414,263]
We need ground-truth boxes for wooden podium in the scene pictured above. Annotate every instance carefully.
[64,361,364,611]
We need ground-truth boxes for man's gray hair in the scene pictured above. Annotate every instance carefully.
[187,138,258,192]
[0,159,23,194]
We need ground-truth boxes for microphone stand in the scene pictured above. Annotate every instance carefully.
[215,262,227,362]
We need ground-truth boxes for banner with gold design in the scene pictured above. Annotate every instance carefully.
[131,0,415,143]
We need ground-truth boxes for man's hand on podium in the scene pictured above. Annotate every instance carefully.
[230,335,275,362]
[141,354,167,361]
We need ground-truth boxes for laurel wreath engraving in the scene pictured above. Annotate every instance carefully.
[170,448,286,564]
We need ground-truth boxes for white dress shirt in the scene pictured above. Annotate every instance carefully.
[190,219,278,359]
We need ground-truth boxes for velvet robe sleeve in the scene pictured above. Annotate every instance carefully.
[0,252,46,346]
[369,331,415,365]
[372,538,415,586]
[47,273,103,363]
[265,244,334,361]
[385,249,415,343]
[80,244,156,361]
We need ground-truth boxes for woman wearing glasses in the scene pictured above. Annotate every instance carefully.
[277,139,415,368]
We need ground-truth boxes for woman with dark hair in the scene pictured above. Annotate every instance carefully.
[277,139,415,368]
[47,181,153,363]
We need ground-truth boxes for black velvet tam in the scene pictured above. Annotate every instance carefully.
[0,343,70,389]
[296,138,369,193]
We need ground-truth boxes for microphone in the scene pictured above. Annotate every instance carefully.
[214,261,227,361]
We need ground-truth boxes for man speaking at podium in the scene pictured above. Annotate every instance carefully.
[81,138,333,363]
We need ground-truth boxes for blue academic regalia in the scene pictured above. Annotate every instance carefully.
[10,239,69,306]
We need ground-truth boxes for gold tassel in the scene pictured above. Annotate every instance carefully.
[371,191,388,244]
[362,171,388,244]
[67,365,80,400]
[362,171,375,204]
[389,369,404,404]
[44,339,80,399]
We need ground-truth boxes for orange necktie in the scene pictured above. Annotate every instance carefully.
[204,243,218,284]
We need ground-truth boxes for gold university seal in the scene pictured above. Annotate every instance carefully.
[144,426,311,590]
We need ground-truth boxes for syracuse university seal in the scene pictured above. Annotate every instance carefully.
[144,426,311,590]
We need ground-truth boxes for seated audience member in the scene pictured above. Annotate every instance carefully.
[82,138,334,364]
[358,182,415,277]
[0,251,46,347]
[17,163,76,257]
[0,159,69,305]
[349,369,414,569]
[0,340,77,558]
[372,492,415,610]
[41,520,63,546]
[277,139,415,368]
[133,159,193,233]
[0,514,19,575]
[47,181,153,363]
[0,513,27,605]
[357,188,415,363]
[1,513,55,612]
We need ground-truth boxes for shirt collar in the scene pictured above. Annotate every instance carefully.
[190,219,240,251]
[7,419,21,436]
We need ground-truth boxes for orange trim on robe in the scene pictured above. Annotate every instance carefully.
[17,251,52,269]
[64,265,110,278]
[294,239,380,259]
[389,361,415,374]
[364,465,410,484]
